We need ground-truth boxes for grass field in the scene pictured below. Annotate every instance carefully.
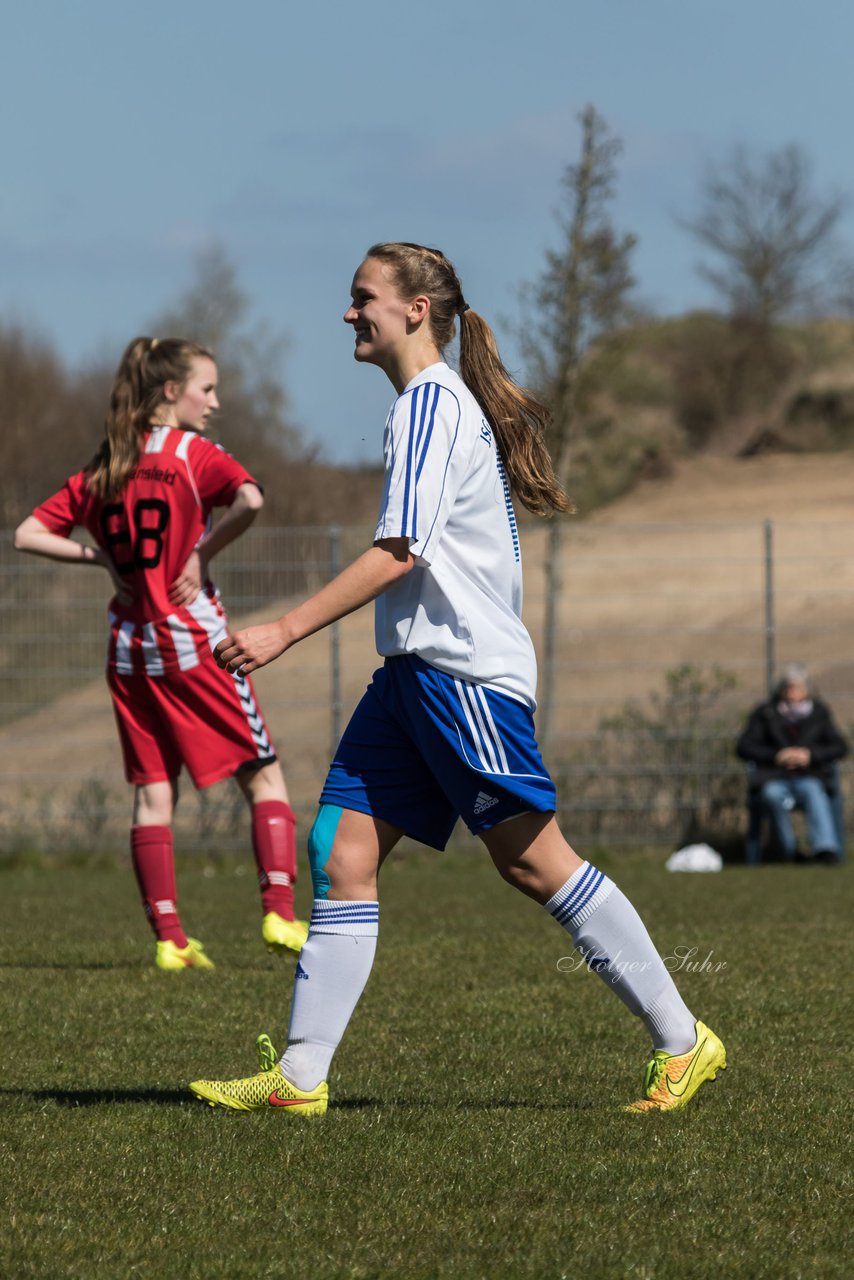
[1,848,851,1279]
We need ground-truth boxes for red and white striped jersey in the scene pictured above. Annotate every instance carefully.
[33,426,258,675]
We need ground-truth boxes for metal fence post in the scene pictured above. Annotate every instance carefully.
[329,526,342,759]
[764,518,775,697]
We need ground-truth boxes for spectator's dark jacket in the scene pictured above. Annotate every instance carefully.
[736,697,849,791]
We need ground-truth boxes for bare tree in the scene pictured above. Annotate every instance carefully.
[520,105,637,747]
[154,246,322,521]
[0,325,76,524]
[155,247,308,456]
[684,143,844,326]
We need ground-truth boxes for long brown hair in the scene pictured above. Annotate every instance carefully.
[88,336,214,499]
[366,242,569,515]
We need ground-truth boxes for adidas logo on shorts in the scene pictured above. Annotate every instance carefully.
[473,790,499,816]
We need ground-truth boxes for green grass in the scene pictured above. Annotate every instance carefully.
[1,850,851,1279]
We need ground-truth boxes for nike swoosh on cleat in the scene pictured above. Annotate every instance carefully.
[267,1091,311,1107]
[665,1037,708,1097]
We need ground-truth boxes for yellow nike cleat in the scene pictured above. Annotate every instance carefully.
[155,937,215,971]
[189,1062,328,1115]
[625,1020,726,1113]
[262,912,309,955]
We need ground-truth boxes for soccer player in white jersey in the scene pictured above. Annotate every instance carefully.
[190,244,726,1113]
[15,337,307,969]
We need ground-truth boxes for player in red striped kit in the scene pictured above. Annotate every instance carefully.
[14,336,307,969]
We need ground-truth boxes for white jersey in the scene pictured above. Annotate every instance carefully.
[374,361,537,708]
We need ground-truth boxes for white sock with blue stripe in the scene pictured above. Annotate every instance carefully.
[279,899,379,1091]
[546,863,696,1054]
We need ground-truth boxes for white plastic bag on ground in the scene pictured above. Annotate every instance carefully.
[665,843,723,872]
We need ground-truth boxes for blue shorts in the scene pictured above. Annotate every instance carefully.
[320,655,557,850]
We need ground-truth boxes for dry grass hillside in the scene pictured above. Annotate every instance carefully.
[3,450,854,849]
[593,451,854,523]
[523,449,854,707]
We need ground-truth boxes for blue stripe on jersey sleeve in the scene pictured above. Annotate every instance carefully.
[400,383,438,538]
[382,382,461,552]
[415,384,440,483]
[400,388,420,537]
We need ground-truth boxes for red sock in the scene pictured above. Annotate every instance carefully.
[252,800,297,919]
[130,825,187,947]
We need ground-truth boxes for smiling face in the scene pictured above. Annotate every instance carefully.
[343,257,413,374]
[159,356,220,433]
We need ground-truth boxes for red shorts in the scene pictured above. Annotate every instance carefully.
[107,658,278,788]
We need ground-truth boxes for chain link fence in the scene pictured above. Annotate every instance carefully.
[2,519,852,856]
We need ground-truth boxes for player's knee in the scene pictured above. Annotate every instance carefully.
[492,855,526,890]
[307,804,343,899]
[133,780,177,826]
[491,852,546,899]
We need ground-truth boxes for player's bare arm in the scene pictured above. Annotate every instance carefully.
[169,482,263,607]
[215,537,414,674]
[14,515,133,604]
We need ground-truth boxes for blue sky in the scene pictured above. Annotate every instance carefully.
[4,0,854,463]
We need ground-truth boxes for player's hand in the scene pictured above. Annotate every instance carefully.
[169,551,206,607]
[215,620,289,675]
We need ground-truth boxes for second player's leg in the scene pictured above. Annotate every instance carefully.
[236,759,290,805]
[236,761,307,949]
[129,779,212,969]
[132,778,178,826]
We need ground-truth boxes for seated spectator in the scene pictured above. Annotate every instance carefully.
[736,664,848,864]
